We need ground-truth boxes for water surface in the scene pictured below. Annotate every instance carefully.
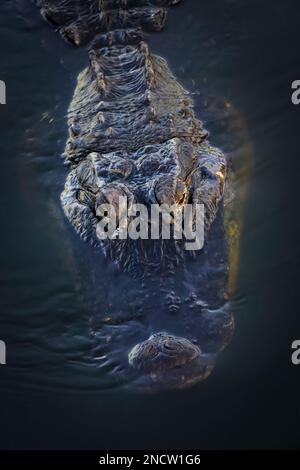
[0,0,300,449]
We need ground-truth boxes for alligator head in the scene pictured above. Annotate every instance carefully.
[58,27,230,392]
[35,0,236,391]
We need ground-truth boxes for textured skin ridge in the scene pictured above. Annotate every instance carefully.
[65,43,207,163]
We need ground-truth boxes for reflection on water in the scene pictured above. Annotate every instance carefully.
[0,0,300,449]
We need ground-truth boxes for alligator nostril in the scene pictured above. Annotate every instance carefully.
[163,341,175,351]
[147,344,155,354]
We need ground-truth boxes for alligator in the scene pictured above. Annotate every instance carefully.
[34,0,239,391]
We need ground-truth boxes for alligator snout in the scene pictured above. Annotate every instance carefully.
[128,332,214,389]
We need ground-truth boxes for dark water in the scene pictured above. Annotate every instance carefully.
[0,0,300,449]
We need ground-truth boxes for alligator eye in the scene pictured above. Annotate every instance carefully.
[76,189,94,209]
[200,166,214,179]
[163,342,176,351]
[76,160,96,191]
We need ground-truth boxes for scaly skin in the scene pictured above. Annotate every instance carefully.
[34,0,236,391]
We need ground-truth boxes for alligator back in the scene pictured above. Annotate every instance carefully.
[35,0,182,46]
